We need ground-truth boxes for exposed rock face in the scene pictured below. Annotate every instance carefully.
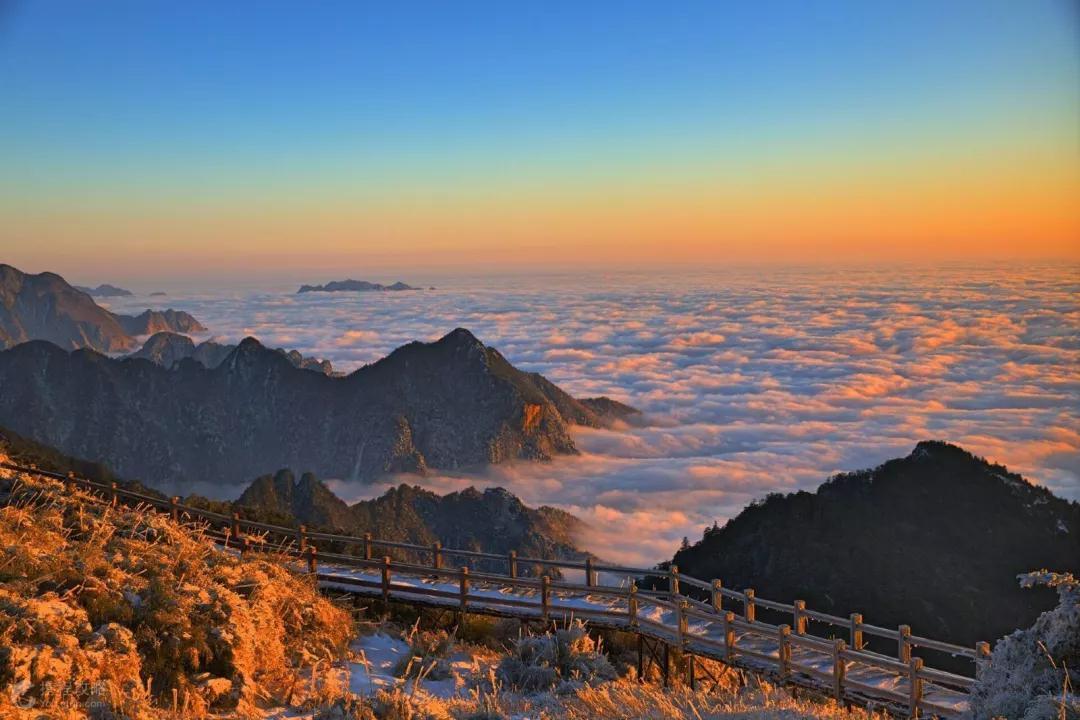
[74,283,133,297]
[297,279,419,293]
[0,264,207,352]
[236,470,586,563]
[129,331,333,375]
[0,328,616,490]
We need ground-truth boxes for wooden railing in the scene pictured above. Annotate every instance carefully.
[0,462,992,718]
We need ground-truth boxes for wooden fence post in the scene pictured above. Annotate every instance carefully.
[459,567,470,623]
[508,550,517,579]
[297,525,308,552]
[832,638,846,701]
[743,589,755,622]
[363,533,373,561]
[541,575,551,625]
[381,556,391,604]
[908,657,923,717]
[628,580,638,627]
[849,613,864,650]
[898,624,912,663]
[109,482,118,507]
[585,557,595,587]
[230,512,241,543]
[432,542,442,570]
[778,625,792,681]
[724,611,736,660]
[170,496,180,523]
[307,546,317,574]
[677,600,689,649]
[669,565,680,596]
[711,579,723,612]
[793,600,807,635]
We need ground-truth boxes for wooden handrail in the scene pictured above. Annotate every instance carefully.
[0,459,988,715]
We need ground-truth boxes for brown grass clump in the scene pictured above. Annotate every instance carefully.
[0,459,353,718]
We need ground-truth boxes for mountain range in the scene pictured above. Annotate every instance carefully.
[0,263,205,352]
[0,327,638,489]
[74,283,133,297]
[298,279,420,293]
[667,441,1079,651]
[230,468,586,568]
[129,331,334,374]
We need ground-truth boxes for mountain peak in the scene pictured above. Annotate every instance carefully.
[438,327,483,349]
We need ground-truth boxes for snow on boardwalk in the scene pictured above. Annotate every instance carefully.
[315,562,970,716]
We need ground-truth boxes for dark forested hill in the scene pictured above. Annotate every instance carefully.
[670,441,1079,647]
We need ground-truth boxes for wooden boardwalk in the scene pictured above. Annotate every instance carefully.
[1,462,992,718]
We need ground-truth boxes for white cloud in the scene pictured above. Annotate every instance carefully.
[107,264,1080,565]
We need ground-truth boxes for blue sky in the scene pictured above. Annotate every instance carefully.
[1,1,1077,276]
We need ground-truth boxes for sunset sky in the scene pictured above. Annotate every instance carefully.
[1,1,1078,279]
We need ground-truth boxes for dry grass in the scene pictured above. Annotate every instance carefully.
[306,675,884,720]
[0,458,353,718]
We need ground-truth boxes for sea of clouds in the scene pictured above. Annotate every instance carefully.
[105,263,1080,565]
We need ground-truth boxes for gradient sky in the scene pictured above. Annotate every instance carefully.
[1,1,1078,280]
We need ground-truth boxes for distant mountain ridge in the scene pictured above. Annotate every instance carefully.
[75,283,133,297]
[129,331,334,374]
[668,441,1079,649]
[0,263,205,352]
[298,279,420,293]
[0,327,638,489]
[233,468,586,566]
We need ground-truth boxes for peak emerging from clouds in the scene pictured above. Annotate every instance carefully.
[297,279,422,293]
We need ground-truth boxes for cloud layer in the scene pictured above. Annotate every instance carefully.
[104,264,1080,565]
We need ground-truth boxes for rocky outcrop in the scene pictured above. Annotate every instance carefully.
[0,264,207,352]
[129,331,333,375]
[297,279,419,293]
[0,328,618,490]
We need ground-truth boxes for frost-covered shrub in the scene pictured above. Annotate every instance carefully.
[496,621,616,694]
[968,571,1078,720]
[393,628,456,681]
[0,462,353,718]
